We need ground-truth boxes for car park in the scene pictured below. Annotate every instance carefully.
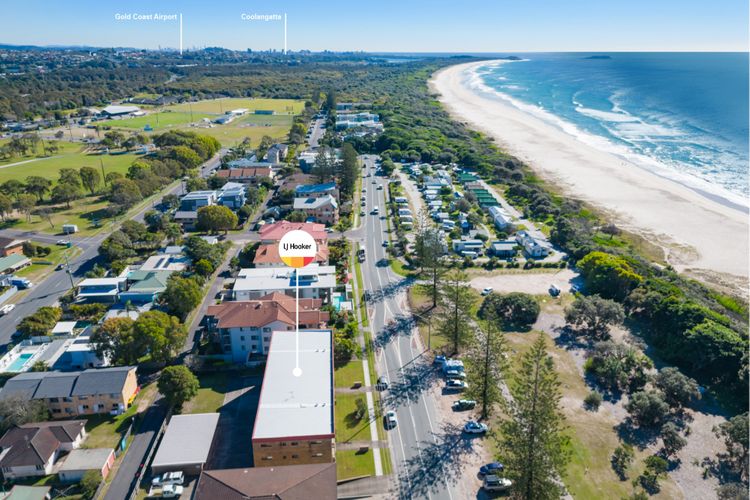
[479,462,505,476]
[452,399,477,411]
[481,287,493,296]
[384,410,398,429]
[463,420,488,434]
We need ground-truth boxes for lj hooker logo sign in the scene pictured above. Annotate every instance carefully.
[278,230,318,269]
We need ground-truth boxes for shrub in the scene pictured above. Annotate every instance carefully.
[611,443,634,480]
[584,390,603,411]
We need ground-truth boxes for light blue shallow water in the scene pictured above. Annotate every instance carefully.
[472,53,749,204]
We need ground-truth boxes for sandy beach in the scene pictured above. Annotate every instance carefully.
[431,61,749,288]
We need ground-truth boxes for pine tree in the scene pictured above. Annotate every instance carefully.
[437,269,475,354]
[466,312,508,419]
[499,333,570,500]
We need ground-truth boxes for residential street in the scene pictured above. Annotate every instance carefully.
[350,155,472,499]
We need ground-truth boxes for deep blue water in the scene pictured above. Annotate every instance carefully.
[473,53,749,201]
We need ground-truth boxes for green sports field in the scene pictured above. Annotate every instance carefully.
[98,111,213,131]
[169,97,304,115]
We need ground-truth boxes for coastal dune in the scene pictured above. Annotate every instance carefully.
[431,61,749,288]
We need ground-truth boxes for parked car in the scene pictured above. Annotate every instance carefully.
[452,399,477,411]
[463,421,488,434]
[382,241,389,247]
[482,475,512,492]
[481,287,493,296]
[0,304,15,316]
[446,379,468,391]
[433,355,446,366]
[376,376,389,390]
[152,471,185,487]
[479,462,505,476]
[549,284,561,297]
[384,410,398,429]
[445,369,466,380]
[162,484,184,498]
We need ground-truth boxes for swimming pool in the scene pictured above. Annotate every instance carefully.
[7,353,33,372]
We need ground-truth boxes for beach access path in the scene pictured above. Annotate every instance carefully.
[430,61,749,287]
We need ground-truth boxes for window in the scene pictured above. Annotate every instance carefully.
[262,327,271,333]
[82,405,89,409]
[240,335,245,341]
[49,398,59,402]
[260,444,272,448]
[311,440,322,444]
[251,345,257,350]
[292,454,299,459]
[313,453,324,457]
[78,396,88,400]
[263,456,273,460]
[291,441,299,446]
[280,442,287,447]
[52,409,61,414]
[251,335,259,340]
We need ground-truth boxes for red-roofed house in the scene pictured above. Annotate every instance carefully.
[205,293,329,363]
[258,221,327,243]
[253,241,329,268]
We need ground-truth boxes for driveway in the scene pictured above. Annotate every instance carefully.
[205,375,262,470]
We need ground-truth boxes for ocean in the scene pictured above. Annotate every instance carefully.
[470,53,749,206]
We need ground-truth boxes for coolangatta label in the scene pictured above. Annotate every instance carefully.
[278,230,317,269]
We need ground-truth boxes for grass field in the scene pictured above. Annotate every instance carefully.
[335,392,376,444]
[335,360,366,389]
[2,197,111,236]
[99,111,213,131]
[84,383,156,449]
[336,449,376,480]
[183,372,229,414]
[0,145,141,186]
[0,139,82,167]
[169,98,304,115]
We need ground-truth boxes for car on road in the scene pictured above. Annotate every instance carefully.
[376,376,389,390]
[325,227,334,233]
[55,263,66,271]
[372,206,379,215]
[463,421,488,434]
[377,185,383,190]
[482,475,512,492]
[152,471,185,487]
[384,410,398,429]
[481,287,493,296]
[445,369,466,380]
[0,304,15,316]
[452,399,477,411]
[372,180,376,184]
[433,355,446,366]
[56,239,70,245]
[446,379,468,391]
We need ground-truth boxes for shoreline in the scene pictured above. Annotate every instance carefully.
[430,60,749,285]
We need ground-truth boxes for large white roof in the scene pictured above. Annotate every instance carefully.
[234,265,337,292]
[151,413,220,468]
[252,330,333,441]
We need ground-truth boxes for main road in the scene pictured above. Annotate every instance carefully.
[351,155,472,499]
[0,150,225,347]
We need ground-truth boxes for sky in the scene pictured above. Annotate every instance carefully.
[1,0,748,52]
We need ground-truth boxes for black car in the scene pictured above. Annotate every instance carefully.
[452,399,477,411]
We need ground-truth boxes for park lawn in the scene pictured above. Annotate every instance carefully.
[83,383,156,449]
[190,123,291,148]
[99,111,213,131]
[335,360,365,389]
[334,392,374,443]
[489,331,681,500]
[0,147,140,185]
[336,449,376,480]
[169,97,304,115]
[0,139,81,167]
[16,243,82,283]
[4,196,112,237]
[182,372,230,414]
